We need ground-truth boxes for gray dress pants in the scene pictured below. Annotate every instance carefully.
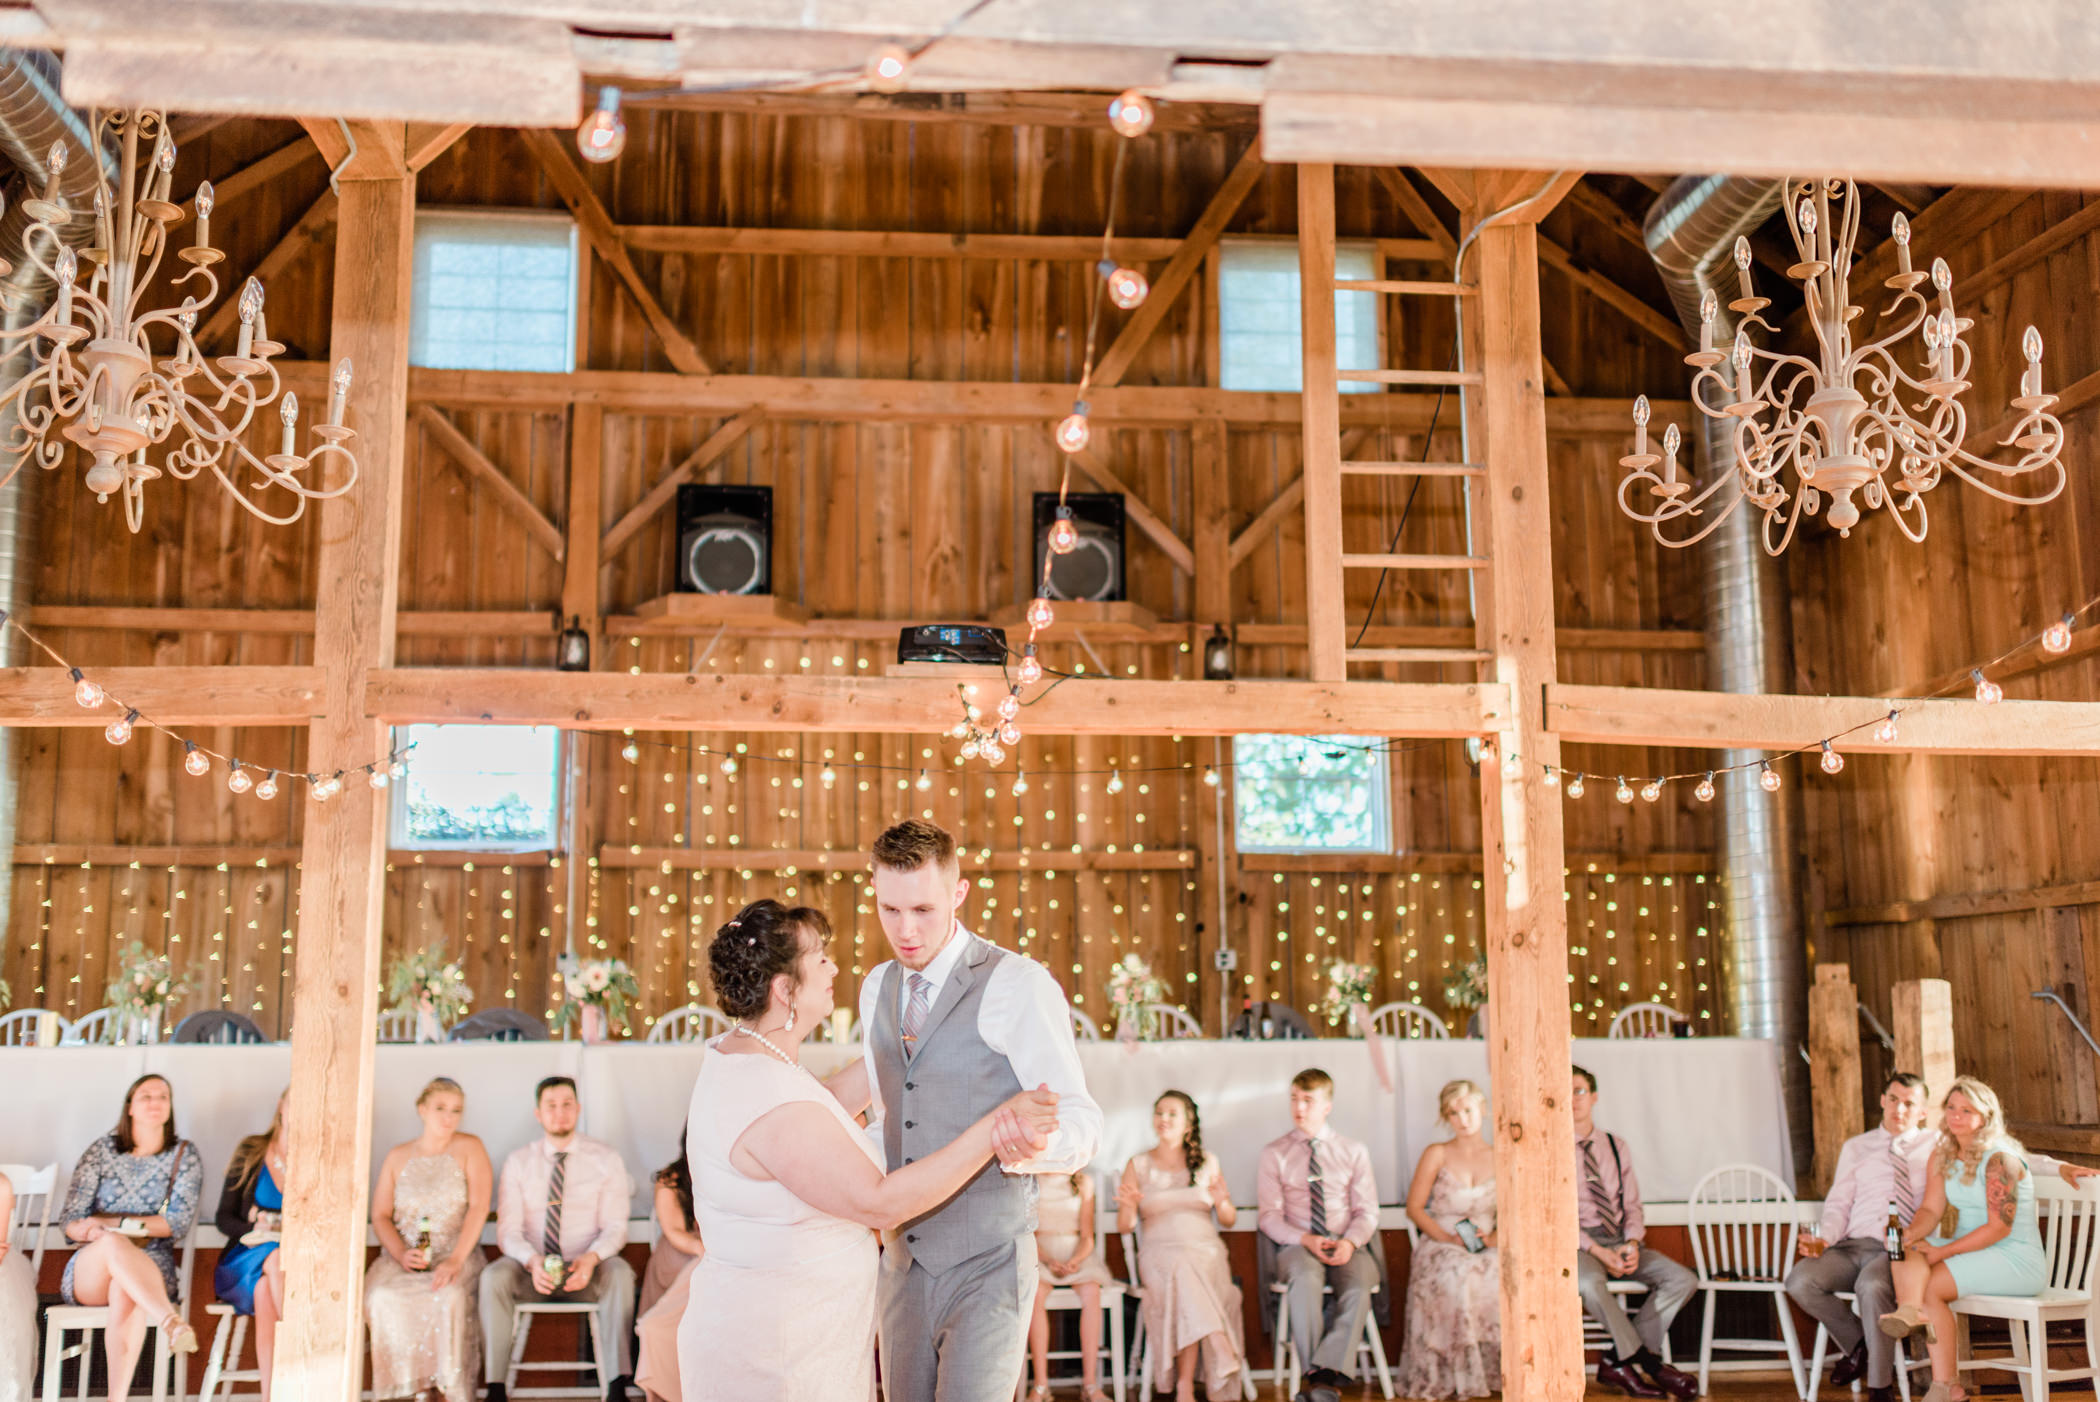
[1785,1239,1899,1387]
[1574,1240,1696,1359]
[479,1255,636,1383]
[879,1236,1037,1402]
[1278,1243,1380,1378]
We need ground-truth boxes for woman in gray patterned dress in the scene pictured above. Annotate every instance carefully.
[60,1074,204,1388]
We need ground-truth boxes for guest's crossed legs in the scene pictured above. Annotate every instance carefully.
[66,1234,189,1391]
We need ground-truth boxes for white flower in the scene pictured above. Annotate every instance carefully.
[585,964,611,993]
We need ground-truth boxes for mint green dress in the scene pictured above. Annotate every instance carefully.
[1934,1148,2046,1297]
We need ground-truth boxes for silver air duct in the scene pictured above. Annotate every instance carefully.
[1644,176,1813,1179]
[0,53,113,984]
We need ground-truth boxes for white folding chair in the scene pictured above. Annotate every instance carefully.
[1608,1002,1688,1039]
[1366,1002,1449,1039]
[374,1008,418,1043]
[0,1009,63,1047]
[506,1299,612,1398]
[1,1164,55,1276]
[1951,1176,2100,1402]
[1019,1191,1130,1402]
[198,1303,263,1401]
[1583,1279,1663,1372]
[1120,1226,1255,1402]
[42,1222,198,1402]
[1270,1276,1395,1399]
[1805,1289,1919,1402]
[1687,1163,1805,1397]
[646,1003,732,1043]
[1070,1007,1101,1042]
[1123,1003,1203,1040]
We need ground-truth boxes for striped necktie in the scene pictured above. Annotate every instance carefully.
[543,1150,568,1258]
[901,973,932,1059]
[1307,1138,1327,1237]
[1581,1136,1623,1240]
[1892,1134,1917,1224]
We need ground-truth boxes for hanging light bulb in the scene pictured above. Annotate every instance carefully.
[1026,596,1055,631]
[69,668,103,709]
[1820,740,1845,775]
[621,741,640,764]
[1011,772,1029,796]
[997,693,1021,722]
[1565,774,1586,799]
[1759,761,1781,793]
[998,722,1021,746]
[254,771,278,801]
[1202,766,1221,788]
[104,709,137,746]
[721,755,739,775]
[819,764,837,787]
[368,766,389,790]
[959,740,980,760]
[867,43,911,93]
[1107,90,1155,138]
[1971,668,2003,704]
[1694,772,1716,803]
[1875,711,1900,745]
[227,763,252,795]
[1640,779,1662,803]
[1048,507,1079,555]
[1017,648,1044,686]
[1106,769,1125,795]
[576,86,627,163]
[183,741,209,777]
[1614,776,1635,805]
[914,768,933,792]
[1054,403,1091,454]
[2043,612,2075,654]
[312,774,336,803]
[390,757,408,781]
[949,721,971,741]
[981,741,1006,765]
[1104,262,1149,310]
[1541,765,1559,788]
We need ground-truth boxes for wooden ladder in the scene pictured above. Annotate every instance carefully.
[1298,163,1489,682]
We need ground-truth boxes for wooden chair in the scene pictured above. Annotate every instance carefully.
[1123,1003,1203,1041]
[1950,1176,2100,1402]
[42,1222,198,1402]
[1607,1002,1687,1039]
[0,1008,62,1047]
[645,1003,731,1043]
[1366,1001,1449,1039]
[172,1011,267,1045]
[63,1008,119,1045]
[1686,1163,1805,1397]
[505,1298,612,1398]
[1070,1007,1101,1041]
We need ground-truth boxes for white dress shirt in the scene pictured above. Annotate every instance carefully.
[858,925,1102,1176]
[1821,1123,2066,1243]
[496,1134,632,1268]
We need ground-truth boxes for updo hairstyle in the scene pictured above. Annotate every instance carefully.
[709,899,832,1020]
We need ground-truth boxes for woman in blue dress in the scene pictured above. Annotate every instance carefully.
[1878,1076,2046,1402]
[59,1073,204,1387]
[213,1091,288,1400]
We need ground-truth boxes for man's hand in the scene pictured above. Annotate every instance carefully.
[1619,1242,1641,1273]
[1325,1238,1356,1267]
[562,1253,599,1293]
[528,1259,557,1295]
[1589,1242,1628,1277]
[2060,1161,2100,1189]
[1300,1232,1330,1256]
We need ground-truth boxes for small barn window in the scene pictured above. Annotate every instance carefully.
[1232,734,1391,853]
[1217,238,1382,393]
[390,724,563,851]
[410,209,579,373]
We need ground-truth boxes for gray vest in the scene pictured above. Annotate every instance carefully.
[872,936,1036,1274]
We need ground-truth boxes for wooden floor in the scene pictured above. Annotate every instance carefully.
[1018,1378,2079,1402]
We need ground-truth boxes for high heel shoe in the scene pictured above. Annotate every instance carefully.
[1877,1305,1937,1344]
[1026,1386,1052,1402]
[163,1314,198,1354]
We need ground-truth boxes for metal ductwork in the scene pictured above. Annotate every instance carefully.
[1644,176,1813,1179]
[0,53,113,985]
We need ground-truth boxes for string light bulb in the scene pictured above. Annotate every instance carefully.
[1106,769,1124,795]
[981,741,1006,765]
[576,87,627,164]
[998,722,1021,746]
[69,668,103,709]
[997,693,1020,722]
[254,771,278,801]
[1054,404,1091,454]
[1971,668,2003,704]
[1759,761,1781,793]
[1565,774,1586,799]
[1107,90,1155,138]
[104,709,136,746]
[2043,612,2075,654]
[227,763,252,795]
[819,765,837,787]
[1011,773,1029,796]
[368,766,389,790]
[1820,740,1845,775]
[1542,765,1559,788]
[182,741,209,777]
[1695,771,1716,802]
[1640,779,1662,802]
[1104,263,1149,310]
[1017,648,1043,686]
[621,741,640,764]
[960,740,980,760]
[1048,508,1079,555]
[1615,776,1635,804]
[914,768,933,792]
[390,758,408,780]
[721,755,739,775]
[1876,711,1900,744]
[312,774,337,802]
[867,43,911,93]
[1026,596,1055,631]
[1202,765,1221,787]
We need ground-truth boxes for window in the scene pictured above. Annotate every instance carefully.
[410,210,579,373]
[1232,734,1391,853]
[390,724,562,851]
[1217,239,1382,393]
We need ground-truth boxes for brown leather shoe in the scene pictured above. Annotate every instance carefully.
[1644,1360,1699,1400]
[1597,1360,1667,1398]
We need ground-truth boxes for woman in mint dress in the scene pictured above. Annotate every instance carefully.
[1878,1077,2046,1402]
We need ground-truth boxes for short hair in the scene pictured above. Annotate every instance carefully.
[1290,1068,1334,1096]
[1885,1071,1927,1096]
[535,1075,578,1105]
[1572,1064,1598,1093]
[1438,1078,1485,1121]
[417,1076,464,1109]
[709,899,833,1020]
[872,818,960,877]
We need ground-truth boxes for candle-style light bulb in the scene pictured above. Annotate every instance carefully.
[327,357,354,426]
[54,244,75,321]
[153,138,175,201]
[278,392,299,456]
[194,179,214,249]
[1733,235,1755,301]
[2022,324,2045,397]
[1892,211,1913,275]
[1698,286,1718,352]
[1632,393,1650,456]
[1796,198,1817,239]
[236,277,263,359]
[1662,422,1682,486]
[576,87,627,163]
[1733,334,1755,399]
[45,140,64,180]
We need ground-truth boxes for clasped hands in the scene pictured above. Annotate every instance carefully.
[1300,1232,1356,1266]
[529,1253,600,1295]
[990,1084,1061,1166]
[1590,1240,1642,1277]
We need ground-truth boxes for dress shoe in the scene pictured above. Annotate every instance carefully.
[1866,1386,1896,1402]
[1832,1344,1868,1388]
[1308,1367,1355,1389]
[1596,1359,1667,1398]
[1294,1386,1340,1402]
[1643,1360,1699,1400]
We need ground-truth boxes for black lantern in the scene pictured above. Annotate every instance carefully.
[1202,624,1234,680]
[556,615,591,672]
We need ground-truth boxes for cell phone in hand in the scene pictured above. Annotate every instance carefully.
[1455,1219,1484,1253]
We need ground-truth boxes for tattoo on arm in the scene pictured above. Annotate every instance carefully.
[1986,1155,2018,1228]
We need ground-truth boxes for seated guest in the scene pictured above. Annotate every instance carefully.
[1879,1077,2048,1402]
[213,1091,288,1401]
[59,1073,204,1391]
[1027,1165,1116,1402]
[1571,1064,1697,1400]
[635,1127,705,1402]
[1258,1069,1377,1402]
[1396,1079,1500,1400]
[1118,1091,1245,1402]
[0,1170,34,1402]
[480,1075,635,1402]
[367,1077,493,1402]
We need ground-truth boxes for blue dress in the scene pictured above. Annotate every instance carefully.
[1935,1148,2046,1297]
[212,1164,281,1315]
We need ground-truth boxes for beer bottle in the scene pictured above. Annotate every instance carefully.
[412,1215,433,1269]
[1885,1199,1905,1261]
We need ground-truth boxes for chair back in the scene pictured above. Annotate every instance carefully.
[1608,1002,1687,1039]
[0,1162,55,1273]
[646,1004,732,1044]
[2032,1175,2100,1295]
[448,1009,550,1042]
[64,1008,117,1045]
[0,1008,64,1047]
[1687,1163,1797,1284]
[172,1010,267,1045]
[375,1008,418,1043]
[1070,1007,1101,1041]
[1127,1003,1203,1040]
[1367,1001,1449,1039]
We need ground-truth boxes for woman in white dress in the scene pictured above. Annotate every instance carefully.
[0,1171,35,1402]
[678,899,1059,1402]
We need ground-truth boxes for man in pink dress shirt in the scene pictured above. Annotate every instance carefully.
[1257,1068,1379,1402]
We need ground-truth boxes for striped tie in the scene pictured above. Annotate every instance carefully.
[1892,1136,1917,1224]
[901,973,932,1059]
[1582,1137,1623,1240]
[1308,1139,1327,1237]
[543,1151,568,1258]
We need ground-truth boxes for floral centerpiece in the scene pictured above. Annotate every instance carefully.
[1444,949,1490,1037]
[555,953,640,1043]
[384,946,473,1043]
[1321,959,1377,1030]
[103,942,197,1044]
[1107,953,1166,1042]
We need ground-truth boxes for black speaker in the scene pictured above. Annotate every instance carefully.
[1032,491,1125,602]
[675,484,772,595]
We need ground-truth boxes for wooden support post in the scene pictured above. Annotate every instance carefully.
[561,403,605,960]
[1297,163,1346,683]
[1467,189,1583,1402]
[1808,963,1865,1195]
[1193,735,1238,1032]
[275,158,414,1400]
[1893,978,1957,1121]
[1191,418,1230,625]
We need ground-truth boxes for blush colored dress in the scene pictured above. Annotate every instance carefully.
[678,1045,882,1402]
[1394,1168,1502,1399]
[1935,1148,2046,1297]
[364,1152,486,1402]
[1129,1152,1246,1400]
[1033,1172,1117,1287]
[0,1234,32,1402]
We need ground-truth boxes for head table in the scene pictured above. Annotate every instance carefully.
[0,1036,1791,1223]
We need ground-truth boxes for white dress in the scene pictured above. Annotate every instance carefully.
[678,1043,882,1401]
[0,1244,31,1402]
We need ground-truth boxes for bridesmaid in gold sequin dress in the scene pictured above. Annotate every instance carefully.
[365,1078,494,1402]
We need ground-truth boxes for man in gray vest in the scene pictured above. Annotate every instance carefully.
[857,818,1104,1402]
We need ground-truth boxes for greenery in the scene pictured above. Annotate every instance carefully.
[554,954,641,1036]
[1232,734,1387,851]
[404,792,548,846]
[384,945,474,1026]
[1321,959,1377,1027]
[1444,950,1490,1010]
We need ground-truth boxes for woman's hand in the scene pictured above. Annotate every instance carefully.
[1001,1086,1061,1139]
[1114,1176,1143,1213]
[1207,1173,1230,1208]
[429,1257,461,1290]
[66,1219,105,1245]
[1482,1229,1498,1249]
[402,1246,432,1272]
[1916,1243,1946,1267]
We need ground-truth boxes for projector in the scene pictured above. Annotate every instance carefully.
[897,624,1010,666]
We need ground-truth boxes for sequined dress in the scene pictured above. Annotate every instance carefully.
[364,1152,485,1402]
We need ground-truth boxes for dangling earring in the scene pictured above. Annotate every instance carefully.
[784,1004,797,1033]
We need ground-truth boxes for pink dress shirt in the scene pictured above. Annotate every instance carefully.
[1257,1127,1378,1249]
[1575,1126,1646,1247]
[497,1134,632,1268]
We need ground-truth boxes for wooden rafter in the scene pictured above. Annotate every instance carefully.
[412,404,566,560]
[599,410,762,559]
[1225,427,1373,569]
[619,226,1185,262]
[1854,187,2032,293]
[179,135,319,217]
[1963,197,2100,303]
[518,127,713,376]
[1068,445,1195,575]
[1372,167,1457,259]
[405,121,472,173]
[199,190,338,350]
[1534,236,1684,347]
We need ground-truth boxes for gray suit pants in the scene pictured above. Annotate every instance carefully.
[1786,1239,1898,1387]
[1575,1240,1696,1359]
[478,1255,635,1383]
[879,1236,1037,1402]
[1278,1243,1380,1378]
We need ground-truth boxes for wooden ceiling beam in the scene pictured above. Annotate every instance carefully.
[618,225,1187,262]
[411,404,566,560]
[179,135,318,217]
[0,666,320,725]
[1961,197,2100,305]
[405,122,473,173]
[1548,683,2100,756]
[625,90,1256,132]
[600,410,763,560]
[1371,168,1457,259]
[296,119,405,180]
[1535,235,1685,347]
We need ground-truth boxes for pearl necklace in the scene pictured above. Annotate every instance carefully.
[733,1022,798,1068]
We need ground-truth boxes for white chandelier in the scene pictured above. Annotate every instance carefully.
[0,109,357,532]
[1619,177,2064,552]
